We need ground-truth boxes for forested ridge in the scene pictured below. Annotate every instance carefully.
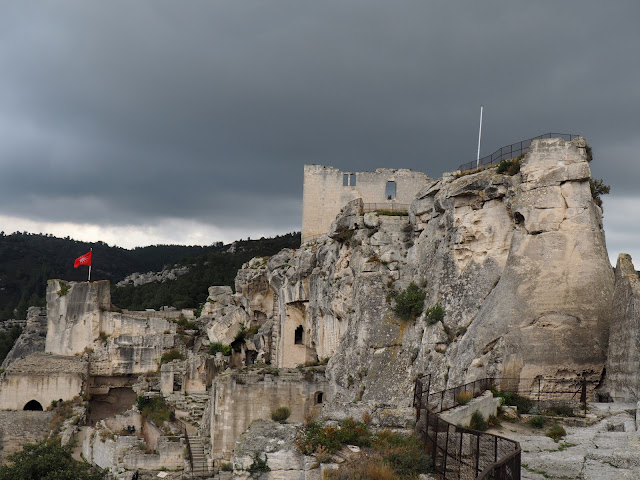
[111,232,300,311]
[0,231,300,320]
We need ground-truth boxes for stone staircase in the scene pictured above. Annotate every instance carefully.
[187,435,209,478]
[165,392,211,477]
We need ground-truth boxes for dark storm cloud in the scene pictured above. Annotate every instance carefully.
[1,1,639,248]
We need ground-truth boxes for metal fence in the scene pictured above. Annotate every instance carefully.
[176,418,194,479]
[414,376,520,480]
[414,374,595,480]
[458,133,581,172]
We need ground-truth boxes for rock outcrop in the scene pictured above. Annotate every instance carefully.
[603,254,640,402]
[116,265,190,287]
[205,138,613,419]
[1,307,47,369]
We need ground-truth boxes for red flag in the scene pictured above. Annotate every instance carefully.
[74,251,92,268]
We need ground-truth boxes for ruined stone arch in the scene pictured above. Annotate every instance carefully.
[24,399,43,411]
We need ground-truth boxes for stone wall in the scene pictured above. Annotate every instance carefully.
[44,279,178,376]
[0,410,53,461]
[301,164,429,241]
[604,254,640,402]
[83,424,184,474]
[210,371,329,461]
[0,353,88,410]
[440,391,500,427]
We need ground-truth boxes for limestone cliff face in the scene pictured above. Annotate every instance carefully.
[45,280,177,375]
[604,254,640,401]
[1,307,47,369]
[447,138,613,387]
[206,137,613,413]
[46,280,111,356]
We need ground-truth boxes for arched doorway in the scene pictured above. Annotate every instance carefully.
[24,400,43,411]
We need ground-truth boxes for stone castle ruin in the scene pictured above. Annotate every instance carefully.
[301,164,429,242]
[1,136,640,478]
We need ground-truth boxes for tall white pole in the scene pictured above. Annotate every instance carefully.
[88,248,92,282]
[476,105,484,169]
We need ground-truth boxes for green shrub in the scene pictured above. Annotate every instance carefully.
[495,154,523,175]
[231,326,247,352]
[425,303,445,324]
[546,424,566,442]
[469,411,488,431]
[57,281,70,297]
[529,415,545,429]
[393,282,426,320]
[209,342,232,356]
[545,403,575,417]
[248,454,270,474]
[271,406,291,423]
[375,209,408,216]
[493,389,533,414]
[590,178,610,208]
[220,461,233,472]
[455,391,473,405]
[175,317,198,333]
[0,439,107,480]
[160,349,185,364]
[296,418,370,455]
[373,431,433,476]
[487,414,501,428]
[136,395,173,426]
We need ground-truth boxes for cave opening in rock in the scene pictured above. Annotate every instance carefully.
[24,400,43,411]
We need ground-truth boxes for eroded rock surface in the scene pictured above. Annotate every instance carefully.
[604,254,640,402]
[213,138,613,417]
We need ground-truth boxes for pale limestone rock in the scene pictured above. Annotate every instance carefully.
[207,306,250,345]
[604,254,640,402]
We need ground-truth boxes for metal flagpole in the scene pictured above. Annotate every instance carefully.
[88,248,92,282]
[476,105,483,169]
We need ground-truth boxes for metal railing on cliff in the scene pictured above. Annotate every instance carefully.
[458,133,581,172]
[176,418,194,479]
[414,375,593,480]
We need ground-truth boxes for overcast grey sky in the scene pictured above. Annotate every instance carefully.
[1,1,638,264]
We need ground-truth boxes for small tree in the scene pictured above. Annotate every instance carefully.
[589,178,610,208]
[393,282,426,320]
[271,406,291,423]
[425,303,445,324]
[0,439,107,480]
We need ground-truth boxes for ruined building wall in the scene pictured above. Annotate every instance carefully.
[44,279,177,375]
[0,411,53,461]
[0,353,88,410]
[301,164,429,242]
[210,371,329,461]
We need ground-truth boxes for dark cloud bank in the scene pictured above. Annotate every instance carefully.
[1,1,639,259]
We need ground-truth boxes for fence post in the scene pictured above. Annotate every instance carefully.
[475,434,480,475]
[443,424,450,475]
[538,378,541,407]
[459,430,464,477]
[415,378,422,421]
[433,416,439,469]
